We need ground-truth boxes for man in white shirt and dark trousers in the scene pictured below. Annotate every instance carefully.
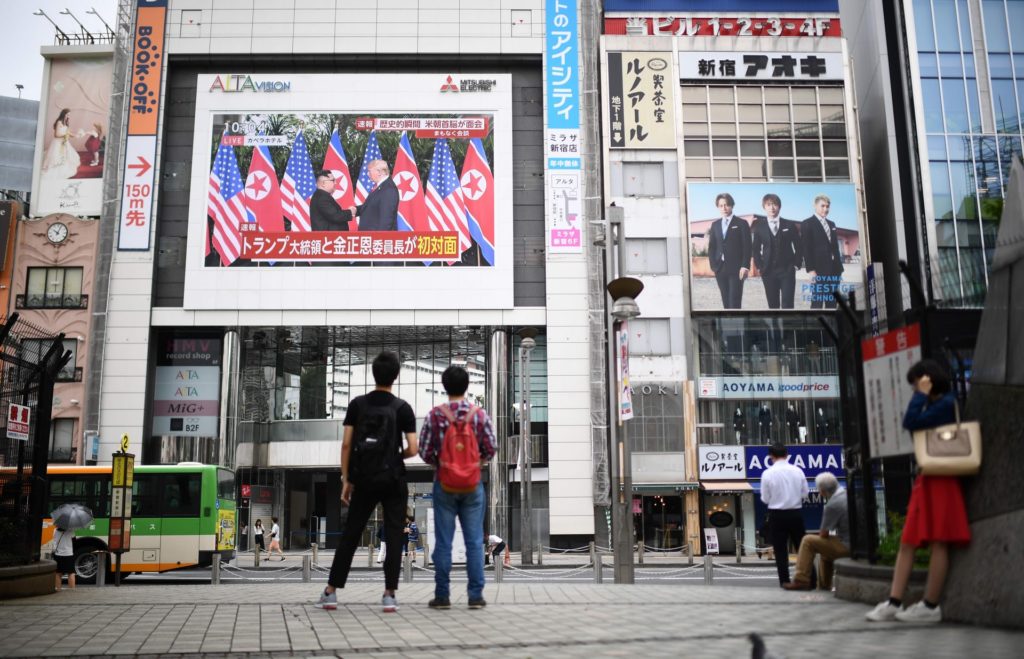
[760,443,809,587]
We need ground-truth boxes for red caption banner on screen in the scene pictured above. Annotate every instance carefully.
[118,0,168,251]
[239,230,462,261]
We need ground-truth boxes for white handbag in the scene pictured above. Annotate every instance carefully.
[912,400,981,476]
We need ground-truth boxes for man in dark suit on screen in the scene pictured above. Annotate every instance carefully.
[801,194,845,309]
[706,192,751,309]
[751,193,802,309]
[310,170,352,231]
[353,159,399,231]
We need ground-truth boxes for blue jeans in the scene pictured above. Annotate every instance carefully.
[431,480,485,600]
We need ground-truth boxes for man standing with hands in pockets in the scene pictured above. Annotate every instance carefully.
[314,351,418,613]
[760,443,809,587]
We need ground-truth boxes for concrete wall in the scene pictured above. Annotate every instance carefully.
[944,383,1024,629]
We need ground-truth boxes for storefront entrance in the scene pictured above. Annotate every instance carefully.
[636,494,685,550]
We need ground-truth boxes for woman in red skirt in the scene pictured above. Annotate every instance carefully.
[866,359,970,623]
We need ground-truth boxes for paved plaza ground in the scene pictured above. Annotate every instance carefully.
[2,580,1021,658]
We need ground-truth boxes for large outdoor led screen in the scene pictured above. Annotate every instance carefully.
[687,182,864,311]
[185,74,513,310]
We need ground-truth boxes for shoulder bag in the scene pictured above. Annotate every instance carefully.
[912,400,982,476]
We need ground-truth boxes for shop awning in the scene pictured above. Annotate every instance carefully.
[748,478,853,493]
[633,483,700,493]
[700,481,753,493]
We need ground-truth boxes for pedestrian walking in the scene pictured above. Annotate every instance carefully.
[866,360,971,624]
[418,365,497,610]
[760,443,809,587]
[253,519,265,554]
[267,517,285,560]
[314,351,419,612]
[376,523,387,564]
[53,527,76,590]
[404,514,419,556]
[486,534,511,567]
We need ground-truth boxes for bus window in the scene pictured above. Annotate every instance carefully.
[132,473,160,518]
[162,473,201,517]
[50,475,109,518]
[217,469,235,501]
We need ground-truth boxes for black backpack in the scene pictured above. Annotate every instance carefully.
[348,397,405,486]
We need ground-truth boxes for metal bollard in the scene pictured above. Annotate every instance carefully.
[735,529,742,564]
[302,555,311,582]
[537,544,543,565]
[403,544,413,583]
[495,556,504,583]
[254,544,260,568]
[703,554,714,585]
[638,542,644,565]
[422,536,430,568]
[94,551,107,587]
[593,551,603,583]
[686,543,693,566]
[367,542,374,567]
[212,557,221,585]
[312,542,319,566]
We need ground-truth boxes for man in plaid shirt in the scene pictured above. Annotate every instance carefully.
[418,365,497,610]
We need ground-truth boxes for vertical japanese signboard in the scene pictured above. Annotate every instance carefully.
[109,447,134,553]
[607,52,676,149]
[617,322,633,422]
[545,0,582,253]
[118,0,168,251]
[862,324,922,458]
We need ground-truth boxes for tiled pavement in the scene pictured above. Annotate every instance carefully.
[1,582,1021,658]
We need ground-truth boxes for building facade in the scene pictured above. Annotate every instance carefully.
[843,0,1022,312]
[91,0,601,552]
[600,0,860,553]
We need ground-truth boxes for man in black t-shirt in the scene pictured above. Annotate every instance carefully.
[315,351,418,613]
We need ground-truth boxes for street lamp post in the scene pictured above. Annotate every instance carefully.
[518,327,538,565]
[606,276,643,584]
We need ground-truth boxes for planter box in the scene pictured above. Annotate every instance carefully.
[834,558,927,606]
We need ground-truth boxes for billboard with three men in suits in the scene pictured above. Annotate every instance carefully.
[686,182,862,311]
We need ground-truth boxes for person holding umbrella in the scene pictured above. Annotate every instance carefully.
[53,525,76,589]
[50,502,94,590]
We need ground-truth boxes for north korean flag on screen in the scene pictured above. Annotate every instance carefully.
[244,144,284,232]
[460,138,494,265]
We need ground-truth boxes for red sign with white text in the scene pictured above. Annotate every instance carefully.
[603,16,841,38]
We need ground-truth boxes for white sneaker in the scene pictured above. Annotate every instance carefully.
[865,601,901,621]
[895,601,942,623]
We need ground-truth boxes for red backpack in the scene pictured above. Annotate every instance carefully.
[437,405,482,493]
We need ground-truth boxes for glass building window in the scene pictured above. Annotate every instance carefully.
[693,316,843,446]
[679,84,852,183]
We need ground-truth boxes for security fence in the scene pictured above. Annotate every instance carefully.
[0,313,72,567]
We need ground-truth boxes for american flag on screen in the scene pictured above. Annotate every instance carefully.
[425,138,470,255]
[354,130,383,206]
[281,131,315,233]
[207,141,246,266]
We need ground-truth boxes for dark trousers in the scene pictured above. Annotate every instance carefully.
[809,274,839,309]
[768,508,806,585]
[761,268,796,309]
[485,541,506,564]
[327,477,408,591]
[714,269,745,309]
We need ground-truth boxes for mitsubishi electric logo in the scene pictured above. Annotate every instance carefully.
[440,75,497,93]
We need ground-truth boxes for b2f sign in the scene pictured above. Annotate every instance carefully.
[7,403,30,441]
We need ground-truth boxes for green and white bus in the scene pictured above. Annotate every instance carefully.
[44,463,235,581]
